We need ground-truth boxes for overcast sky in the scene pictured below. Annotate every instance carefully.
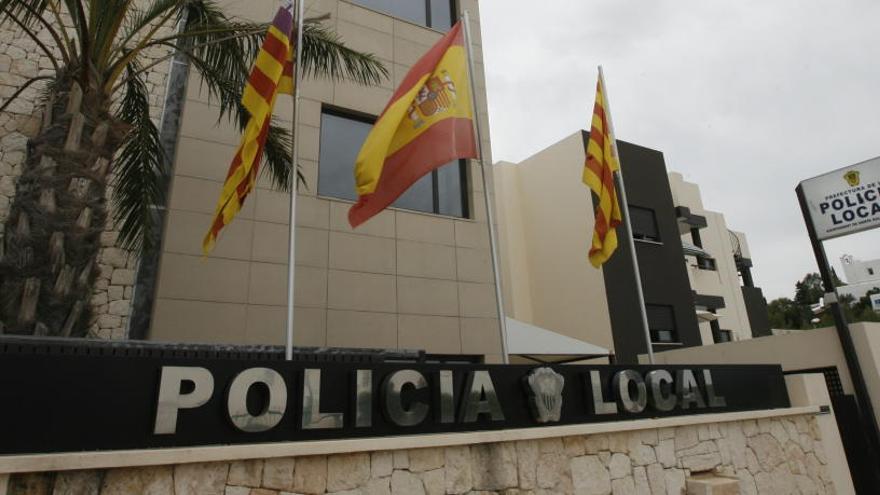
[479,0,880,300]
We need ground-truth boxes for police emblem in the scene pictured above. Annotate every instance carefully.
[407,70,457,129]
[844,170,860,187]
[524,367,565,423]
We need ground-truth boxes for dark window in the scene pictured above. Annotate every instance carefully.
[696,256,717,271]
[690,227,702,247]
[629,206,660,242]
[869,268,875,276]
[350,0,455,31]
[710,320,732,343]
[646,304,678,343]
[318,109,468,218]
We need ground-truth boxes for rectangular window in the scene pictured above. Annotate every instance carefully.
[630,206,660,242]
[646,304,679,343]
[350,0,455,31]
[710,320,732,343]
[696,256,717,271]
[869,268,875,276]
[318,109,468,218]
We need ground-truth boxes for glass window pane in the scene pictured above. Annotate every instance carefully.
[629,206,660,241]
[393,171,433,213]
[318,112,372,202]
[350,0,393,15]
[390,0,427,26]
[429,0,453,30]
[437,160,465,217]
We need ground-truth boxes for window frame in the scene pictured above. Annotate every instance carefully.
[317,105,470,220]
[347,0,457,32]
[629,205,661,243]
[646,304,680,344]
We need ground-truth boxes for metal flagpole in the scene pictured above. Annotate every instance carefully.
[597,66,655,364]
[285,0,306,361]
[462,11,510,364]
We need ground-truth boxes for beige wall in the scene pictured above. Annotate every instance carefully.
[150,0,503,360]
[668,172,753,342]
[648,326,858,396]
[494,132,614,352]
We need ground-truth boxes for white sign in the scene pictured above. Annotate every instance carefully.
[800,156,880,240]
[871,293,880,313]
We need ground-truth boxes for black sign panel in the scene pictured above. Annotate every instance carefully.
[0,352,789,455]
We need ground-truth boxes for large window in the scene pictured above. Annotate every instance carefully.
[629,206,660,242]
[318,109,468,218]
[350,0,454,31]
[646,304,679,344]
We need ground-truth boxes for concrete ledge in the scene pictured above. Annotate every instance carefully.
[0,406,821,474]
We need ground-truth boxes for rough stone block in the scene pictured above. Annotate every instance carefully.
[391,469,425,495]
[173,462,228,495]
[665,468,686,495]
[372,451,393,478]
[262,457,295,491]
[584,434,609,454]
[52,470,101,495]
[685,474,740,495]
[419,468,444,495]
[293,455,327,494]
[445,445,473,494]
[228,460,263,487]
[570,455,610,495]
[409,447,444,472]
[471,443,517,491]
[514,440,537,489]
[327,452,370,492]
[608,453,631,480]
[100,466,174,494]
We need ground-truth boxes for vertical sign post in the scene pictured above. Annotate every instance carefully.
[796,156,880,463]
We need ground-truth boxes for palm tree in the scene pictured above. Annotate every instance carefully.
[0,0,387,337]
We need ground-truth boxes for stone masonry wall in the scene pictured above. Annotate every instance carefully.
[7,414,833,494]
[0,9,172,339]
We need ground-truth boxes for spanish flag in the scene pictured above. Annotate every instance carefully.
[348,21,476,227]
[203,7,294,255]
[583,74,622,267]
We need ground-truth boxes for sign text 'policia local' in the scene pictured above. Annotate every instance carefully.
[154,366,729,435]
[800,156,880,240]
[0,352,789,455]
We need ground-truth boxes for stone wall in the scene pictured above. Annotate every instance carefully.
[0,10,172,339]
[6,414,834,494]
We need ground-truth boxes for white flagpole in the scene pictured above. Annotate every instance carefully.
[285,0,305,361]
[462,11,510,364]
[597,66,655,364]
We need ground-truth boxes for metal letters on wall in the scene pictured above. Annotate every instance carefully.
[0,355,789,456]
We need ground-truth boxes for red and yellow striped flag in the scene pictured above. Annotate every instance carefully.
[583,75,622,267]
[348,21,476,228]
[203,7,294,255]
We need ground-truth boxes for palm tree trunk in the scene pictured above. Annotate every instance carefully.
[0,79,122,337]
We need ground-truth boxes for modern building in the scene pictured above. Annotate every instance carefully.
[130,0,506,361]
[839,254,880,300]
[495,131,771,363]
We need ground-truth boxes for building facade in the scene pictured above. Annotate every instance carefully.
[839,254,880,300]
[495,132,770,363]
[135,0,504,360]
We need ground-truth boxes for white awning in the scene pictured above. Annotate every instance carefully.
[696,309,718,322]
[681,241,712,258]
[505,317,610,360]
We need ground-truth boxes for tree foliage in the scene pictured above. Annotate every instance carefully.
[768,272,879,330]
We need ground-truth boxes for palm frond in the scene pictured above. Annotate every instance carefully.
[111,62,166,253]
[301,21,388,86]
[115,0,180,51]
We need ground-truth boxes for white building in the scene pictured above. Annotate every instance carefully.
[840,254,880,300]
